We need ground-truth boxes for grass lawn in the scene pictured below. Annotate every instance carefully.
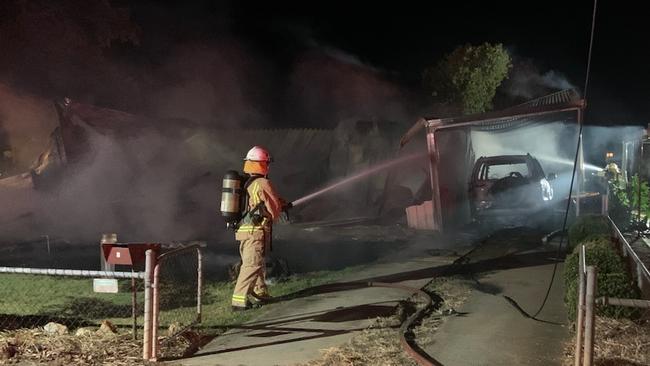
[0,265,362,334]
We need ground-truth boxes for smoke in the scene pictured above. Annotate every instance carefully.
[0,85,59,170]
[0,33,416,244]
[469,123,644,202]
[0,123,216,242]
[501,57,576,100]
[145,41,271,128]
[582,125,645,165]
[471,124,579,174]
[287,49,412,128]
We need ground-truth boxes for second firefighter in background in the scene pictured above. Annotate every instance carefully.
[232,146,289,311]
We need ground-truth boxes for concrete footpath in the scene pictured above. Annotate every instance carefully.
[426,259,569,366]
[173,229,571,366]
[176,254,457,366]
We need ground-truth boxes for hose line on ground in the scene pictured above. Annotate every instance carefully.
[365,281,442,366]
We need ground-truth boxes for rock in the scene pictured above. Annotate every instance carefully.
[97,320,117,335]
[43,322,68,335]
[75,327,95,336]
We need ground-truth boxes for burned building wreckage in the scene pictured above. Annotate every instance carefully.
[1,86,612,254]
[0,89,426,246]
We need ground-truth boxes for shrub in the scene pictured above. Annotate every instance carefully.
[567,215,610,252]
[609,177,632,229]
[564,238,640,320]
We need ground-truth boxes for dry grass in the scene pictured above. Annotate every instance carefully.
[563,316,650,366]
[414,276,473,347]
[299,313,417,366]
[296,276,473,366]
[0,329,145,365]
[0,327,197,365]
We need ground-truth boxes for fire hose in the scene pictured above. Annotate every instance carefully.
[363,281,441,366]
[278,280,441,365]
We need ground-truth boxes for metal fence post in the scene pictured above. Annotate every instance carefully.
[197,247,203,323]
[149,243,204,359]
[574,245,586,366]
[143,249,154,361]
[425,122,443,232]
[132,274,137,340]
[584,266,597,366]
[151,259,161,361]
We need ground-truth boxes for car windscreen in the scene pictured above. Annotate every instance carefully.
[479,162,529,180]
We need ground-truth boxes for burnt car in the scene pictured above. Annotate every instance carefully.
[469,154,556,227]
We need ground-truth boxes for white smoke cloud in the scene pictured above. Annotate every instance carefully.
[502,56,576,100]
[540,70,575,91]
[145,41,270,128]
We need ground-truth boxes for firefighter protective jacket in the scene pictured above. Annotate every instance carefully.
[236,177,284,237]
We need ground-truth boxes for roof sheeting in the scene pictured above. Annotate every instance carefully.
[400,89,585,147]
[508,89,581,109]
[456,109,580,133]
[431,88,584,132]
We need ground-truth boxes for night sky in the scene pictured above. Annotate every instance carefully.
[125,1,650,124]
[123,0,649,125]
[121,1,650,124]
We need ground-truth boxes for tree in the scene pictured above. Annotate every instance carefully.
[423,43,512,115]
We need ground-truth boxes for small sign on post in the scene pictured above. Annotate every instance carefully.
[101,233,117,272]
[93,278,119,293]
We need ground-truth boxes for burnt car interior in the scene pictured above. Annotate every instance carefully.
[471,154,550,210]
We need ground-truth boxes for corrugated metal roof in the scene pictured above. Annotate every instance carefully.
[466,109,579,133]
[429,89,585,132]
[508,88,581,109]
[400,89,585,147]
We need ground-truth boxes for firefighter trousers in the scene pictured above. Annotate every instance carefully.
[232,232,269,308]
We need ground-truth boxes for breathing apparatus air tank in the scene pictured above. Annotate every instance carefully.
[220,170,244,229]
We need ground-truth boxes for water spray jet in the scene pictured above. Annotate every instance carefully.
[291,152,426,207]
[495,148,602,172]
[534,153,602,172]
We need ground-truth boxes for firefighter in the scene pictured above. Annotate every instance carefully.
[231,146,289,311]
[604,161,621,182]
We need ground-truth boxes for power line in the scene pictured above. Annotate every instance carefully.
[530,0,598,319]
[583,0,599,101]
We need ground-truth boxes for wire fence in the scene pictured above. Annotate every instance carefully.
[0,240,205,362]
[0,268,145,338]
[154,244,203,359]
[573,241,650,366]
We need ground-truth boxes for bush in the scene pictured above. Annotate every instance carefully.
[609,177,633,229]
[567,215,610,252]
[564,238,640,321]
[629,174,650,219]
[564,236,623,288]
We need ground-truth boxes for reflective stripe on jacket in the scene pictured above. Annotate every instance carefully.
[236,177,283,234]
